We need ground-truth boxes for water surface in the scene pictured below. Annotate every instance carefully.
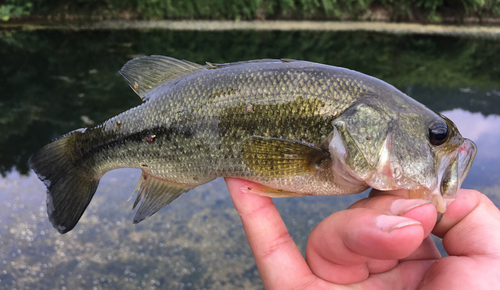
[0,29,499,290]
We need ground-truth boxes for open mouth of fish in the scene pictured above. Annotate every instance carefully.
[426,139,477,214]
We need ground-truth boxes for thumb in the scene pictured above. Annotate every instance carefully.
[433,189,500,257]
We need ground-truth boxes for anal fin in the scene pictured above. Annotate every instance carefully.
[132,171,192,224]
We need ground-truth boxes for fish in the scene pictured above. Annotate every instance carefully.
[28,56,477,234]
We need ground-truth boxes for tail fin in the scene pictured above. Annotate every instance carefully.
[29,129,99,234]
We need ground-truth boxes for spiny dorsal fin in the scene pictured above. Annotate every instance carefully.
[242,136,330,178]
[119,55,203,100]
[131,171,192,224]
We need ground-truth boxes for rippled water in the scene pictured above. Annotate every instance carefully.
[0,29,499,289]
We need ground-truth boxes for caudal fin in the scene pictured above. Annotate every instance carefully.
[29,129,99,234]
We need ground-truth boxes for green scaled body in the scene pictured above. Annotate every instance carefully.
[29,56,477,234]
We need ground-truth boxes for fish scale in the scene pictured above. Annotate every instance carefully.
[28,56,476,233]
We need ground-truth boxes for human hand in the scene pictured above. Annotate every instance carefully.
[225,177,500,289]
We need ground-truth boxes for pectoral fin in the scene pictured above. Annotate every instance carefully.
[242,136,330,178]
[132,171,192,224]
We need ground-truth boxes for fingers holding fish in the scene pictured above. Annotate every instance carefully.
[227,176,433,287]
[227,176,500,290]
[349,193,441,262]
[350,191,438,238]
[305,205,427,284]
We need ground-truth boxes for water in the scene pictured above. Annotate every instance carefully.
[0,29,499,289]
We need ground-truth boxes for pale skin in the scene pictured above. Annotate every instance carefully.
[225,177,500,290]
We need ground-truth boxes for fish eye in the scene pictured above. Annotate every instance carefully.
[428,121,449,146]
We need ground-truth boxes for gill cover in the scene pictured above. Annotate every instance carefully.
[329,99,403,191]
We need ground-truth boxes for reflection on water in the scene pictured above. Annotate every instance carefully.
[0,29,499,289]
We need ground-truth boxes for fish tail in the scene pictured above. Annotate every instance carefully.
[28,129,100,234]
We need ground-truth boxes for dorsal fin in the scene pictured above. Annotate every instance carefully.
[119,55,203,100]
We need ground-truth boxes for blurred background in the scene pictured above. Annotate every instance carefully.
[1,0,500,22]
[1,1,500,289]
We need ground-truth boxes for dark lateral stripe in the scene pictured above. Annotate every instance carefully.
[79,125,194,160]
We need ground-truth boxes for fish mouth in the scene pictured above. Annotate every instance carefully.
[329,124,477,216]
[424,138,477,214]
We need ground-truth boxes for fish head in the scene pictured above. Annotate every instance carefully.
[329,94,477,215]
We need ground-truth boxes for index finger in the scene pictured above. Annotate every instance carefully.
[225,178,314,289]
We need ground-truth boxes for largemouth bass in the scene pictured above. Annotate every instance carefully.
[29,56,477,234]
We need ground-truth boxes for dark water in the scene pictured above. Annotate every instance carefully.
[0,29,499,290]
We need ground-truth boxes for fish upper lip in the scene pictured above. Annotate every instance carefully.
[457,138,477,184]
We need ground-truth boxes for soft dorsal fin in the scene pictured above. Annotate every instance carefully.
[119,55,203,100]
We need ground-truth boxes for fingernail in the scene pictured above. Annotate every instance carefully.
[376,215,421,232]
[391,199,431,215]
